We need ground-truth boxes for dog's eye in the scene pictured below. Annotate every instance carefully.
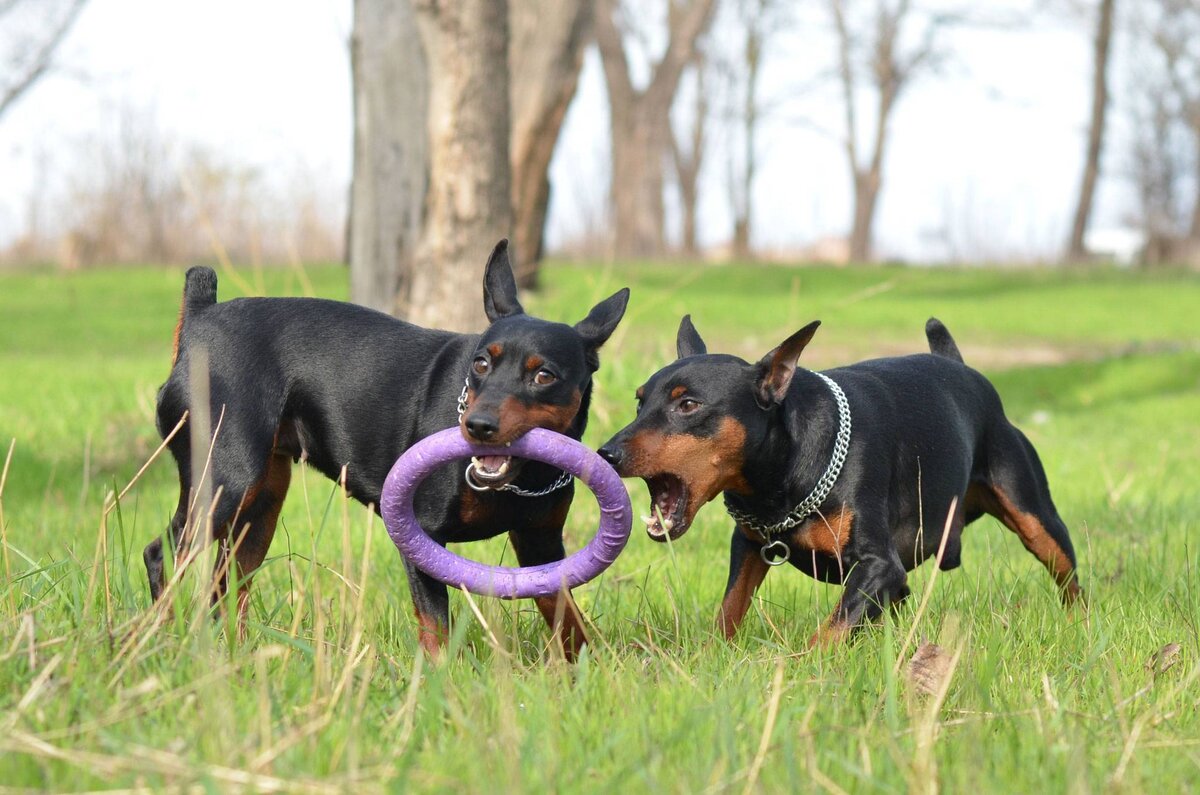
[473,357,490,375]
[533,369,557,386]
[678,398,700,414]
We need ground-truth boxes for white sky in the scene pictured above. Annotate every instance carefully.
[0,0,1136,261]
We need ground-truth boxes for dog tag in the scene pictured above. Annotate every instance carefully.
[760,539,791,566]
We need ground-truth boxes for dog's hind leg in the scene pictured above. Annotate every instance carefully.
[220,448,292,634]
[148,383,283,616]
[145,393,193,603]
[979,424,1082,605]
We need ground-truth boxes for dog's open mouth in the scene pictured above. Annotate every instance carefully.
[468,454,524,489]
[642,474,690,541]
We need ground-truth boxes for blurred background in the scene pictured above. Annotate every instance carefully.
[0,0,1196,326]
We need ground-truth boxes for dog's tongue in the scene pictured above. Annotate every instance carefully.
[478,455,508,472]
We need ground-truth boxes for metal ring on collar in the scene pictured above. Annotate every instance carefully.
[463,463,494,492]
[760,539,791,566]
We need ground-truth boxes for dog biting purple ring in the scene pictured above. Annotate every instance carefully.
[380,428,632,599]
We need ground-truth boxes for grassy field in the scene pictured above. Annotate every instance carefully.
[1,260,1198,792]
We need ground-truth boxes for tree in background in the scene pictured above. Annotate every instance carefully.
[1128,0,1200,265]
[510,1,593,288]
[348,0,427,314]
[828,0,958,262]
[669,46,709,258]
[0,0,87,122]
[1066,0,1117,262]
[349,0,589,323]
[405,0,512,332]
[349,0,511,332]
[722,0,790,260]
[596,0,717,258]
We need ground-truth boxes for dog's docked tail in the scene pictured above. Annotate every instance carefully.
[183,266,218,312]
[925,317,963,363]
[171,267,218,365]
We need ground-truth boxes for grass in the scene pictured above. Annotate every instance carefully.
[1,259,1199,792]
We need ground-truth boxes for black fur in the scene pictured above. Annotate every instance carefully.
[600,316,1082,645]
[146,239,629,657]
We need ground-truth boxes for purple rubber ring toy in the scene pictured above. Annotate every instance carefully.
[379,427,632,599]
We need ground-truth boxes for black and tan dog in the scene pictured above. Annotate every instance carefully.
[599,316,1081,646]
[145,240,628,659]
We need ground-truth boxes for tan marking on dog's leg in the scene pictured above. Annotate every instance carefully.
[716,550,770,640]
[534,591,588,661]
[808,615,853,649]
[416,611,447,658]
[988,486,1082,605]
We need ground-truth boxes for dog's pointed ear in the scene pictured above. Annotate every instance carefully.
[574,287,630,352]
[753,320,821,407]
[482,239,524,322]
[676,314,707,359]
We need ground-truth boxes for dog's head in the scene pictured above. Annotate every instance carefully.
[599,315,820,540]
[459,240,629,488]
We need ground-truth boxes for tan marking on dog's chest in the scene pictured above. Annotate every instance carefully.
[738,505,853,556]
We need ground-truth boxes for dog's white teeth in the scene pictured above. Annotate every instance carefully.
[642,514,655,525]
[470,456,509,476]
[663,517,675,532]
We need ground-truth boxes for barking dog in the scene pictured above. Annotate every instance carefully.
[599,316,1081,646]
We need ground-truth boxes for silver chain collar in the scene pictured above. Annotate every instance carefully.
[456,378,574,498]
[723,371,852,565]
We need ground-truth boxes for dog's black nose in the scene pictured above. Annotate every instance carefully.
[598,445,623,468]
[465,414,499,441]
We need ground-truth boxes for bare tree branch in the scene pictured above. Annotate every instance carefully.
[1066,0,1115,260]
[596,0,718,257]
[827,0,973,262]
[646,0,717,110]
[0,0,87,121]
[594,0,636,115]
[830,0,860,171]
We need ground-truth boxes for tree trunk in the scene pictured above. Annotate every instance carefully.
[610,106,669,258]
[1189,127,1200,240]
[1067,0,1115,262]
[849,171,881,263]
[677,154,700,257]
[407,0,512,332]
[671,60,707,258]
[510,0,592,289]
[733,18,762,261]
[348,0,428,314]
[847,82,893,263]
[596,0,717,259]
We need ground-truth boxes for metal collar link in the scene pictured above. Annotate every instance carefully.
[456,378,574,498]
[724,371,852,565]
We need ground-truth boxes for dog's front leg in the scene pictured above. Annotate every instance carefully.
[508,527,588,662]
[810,549,909,649]
[401,557,451,657]
[715,526,770,640]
